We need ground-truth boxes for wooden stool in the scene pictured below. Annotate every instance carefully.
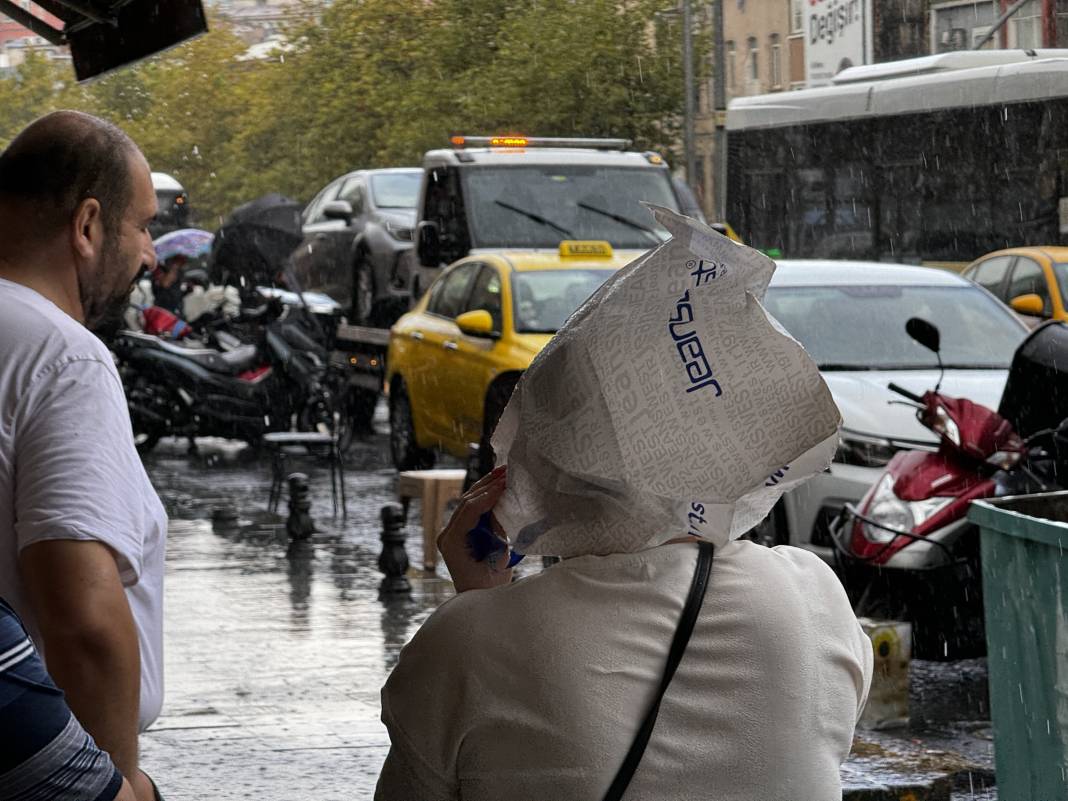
[396,469,467,572]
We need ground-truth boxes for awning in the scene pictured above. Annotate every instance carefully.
[0,0,207,81]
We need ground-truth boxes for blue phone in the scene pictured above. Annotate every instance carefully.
[467,511,524,567]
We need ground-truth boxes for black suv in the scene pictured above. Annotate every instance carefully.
[290,168,422,327]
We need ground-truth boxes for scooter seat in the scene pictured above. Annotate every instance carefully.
[214,344,261,374]
[136,334,262,375]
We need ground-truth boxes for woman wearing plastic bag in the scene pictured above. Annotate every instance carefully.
[375,208,874,801]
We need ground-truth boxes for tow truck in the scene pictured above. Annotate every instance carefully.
[333,134,698,431]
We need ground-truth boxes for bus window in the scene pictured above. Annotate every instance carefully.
[727,56,1068,264]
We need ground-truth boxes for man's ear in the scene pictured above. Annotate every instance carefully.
[71,198,103,261]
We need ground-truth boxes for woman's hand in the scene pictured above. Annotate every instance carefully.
[437,466,513,593]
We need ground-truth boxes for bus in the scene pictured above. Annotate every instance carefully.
[150,172,190,237]
[726,50,1068,268]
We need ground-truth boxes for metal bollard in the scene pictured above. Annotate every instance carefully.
[286,472,316,541]
[378,503,411,594]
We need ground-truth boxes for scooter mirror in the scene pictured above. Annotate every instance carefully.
[905,317,941,354]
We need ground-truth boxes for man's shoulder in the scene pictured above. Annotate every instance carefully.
[0,281,111,377]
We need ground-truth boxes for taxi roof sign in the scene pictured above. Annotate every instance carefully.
[450,135,632,151]
[559,240,614,259]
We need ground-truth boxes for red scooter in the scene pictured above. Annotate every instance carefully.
[832,318,1068,658]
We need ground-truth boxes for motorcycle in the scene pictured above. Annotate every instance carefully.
[114,296,349,453]
[830,318,1068,659]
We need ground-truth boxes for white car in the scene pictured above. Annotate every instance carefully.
[757,260,1029,561]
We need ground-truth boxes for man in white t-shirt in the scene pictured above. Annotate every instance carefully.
[0,111,167,801]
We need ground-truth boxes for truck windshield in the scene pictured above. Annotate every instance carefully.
[462,165,679,249]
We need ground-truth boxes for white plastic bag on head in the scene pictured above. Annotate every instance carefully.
[491,205,841,557]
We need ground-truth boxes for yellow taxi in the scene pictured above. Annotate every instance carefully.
[386,241,628,470]
[962,246,1068,326]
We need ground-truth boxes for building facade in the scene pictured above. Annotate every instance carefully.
[206,0,313,44]
[694,0,799,220]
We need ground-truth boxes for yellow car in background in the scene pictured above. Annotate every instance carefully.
[387,242,626,470]
[962,246,1068,326]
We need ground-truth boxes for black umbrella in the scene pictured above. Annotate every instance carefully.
[209,193,303,288]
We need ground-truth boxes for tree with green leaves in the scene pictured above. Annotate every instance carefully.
[0,1,695,224]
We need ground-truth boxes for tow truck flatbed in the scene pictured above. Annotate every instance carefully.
[336,323,390,348]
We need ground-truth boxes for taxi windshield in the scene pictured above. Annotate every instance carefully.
[511,269,615,333]
[463,165,678,249]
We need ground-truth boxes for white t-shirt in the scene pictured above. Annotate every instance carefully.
[0,277,167,730]
[377,540,873,801]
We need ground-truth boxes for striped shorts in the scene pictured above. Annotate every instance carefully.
[0,597,122,801]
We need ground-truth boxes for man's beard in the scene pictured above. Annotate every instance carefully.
[80,236,139,335]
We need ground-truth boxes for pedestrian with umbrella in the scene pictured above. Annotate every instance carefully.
[208,193,303,295]
[150,228,213,313]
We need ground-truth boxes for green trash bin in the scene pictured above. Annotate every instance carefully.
[969,492,1068,801]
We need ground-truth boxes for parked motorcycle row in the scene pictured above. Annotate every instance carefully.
[113,195,354,455]
[114,298,350,454]
[831,317,1068,658]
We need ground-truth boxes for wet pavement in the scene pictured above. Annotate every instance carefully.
[137,407,999,800]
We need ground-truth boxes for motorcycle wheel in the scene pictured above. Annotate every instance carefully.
[134,430,162,454]
[854,562,987,661]
[389,381,435,471]
[123,372,169,455]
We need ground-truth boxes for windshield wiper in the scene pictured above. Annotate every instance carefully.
[494,200,573,238]
[817,364,878,371]
[576,202,662,243]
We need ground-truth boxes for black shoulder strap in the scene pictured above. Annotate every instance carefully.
[601,541,715,801]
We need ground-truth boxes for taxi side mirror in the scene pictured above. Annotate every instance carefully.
[455,309,498,338]
[1010,293,1047,317]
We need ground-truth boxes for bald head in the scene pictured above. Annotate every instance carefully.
[0,111,142,244]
